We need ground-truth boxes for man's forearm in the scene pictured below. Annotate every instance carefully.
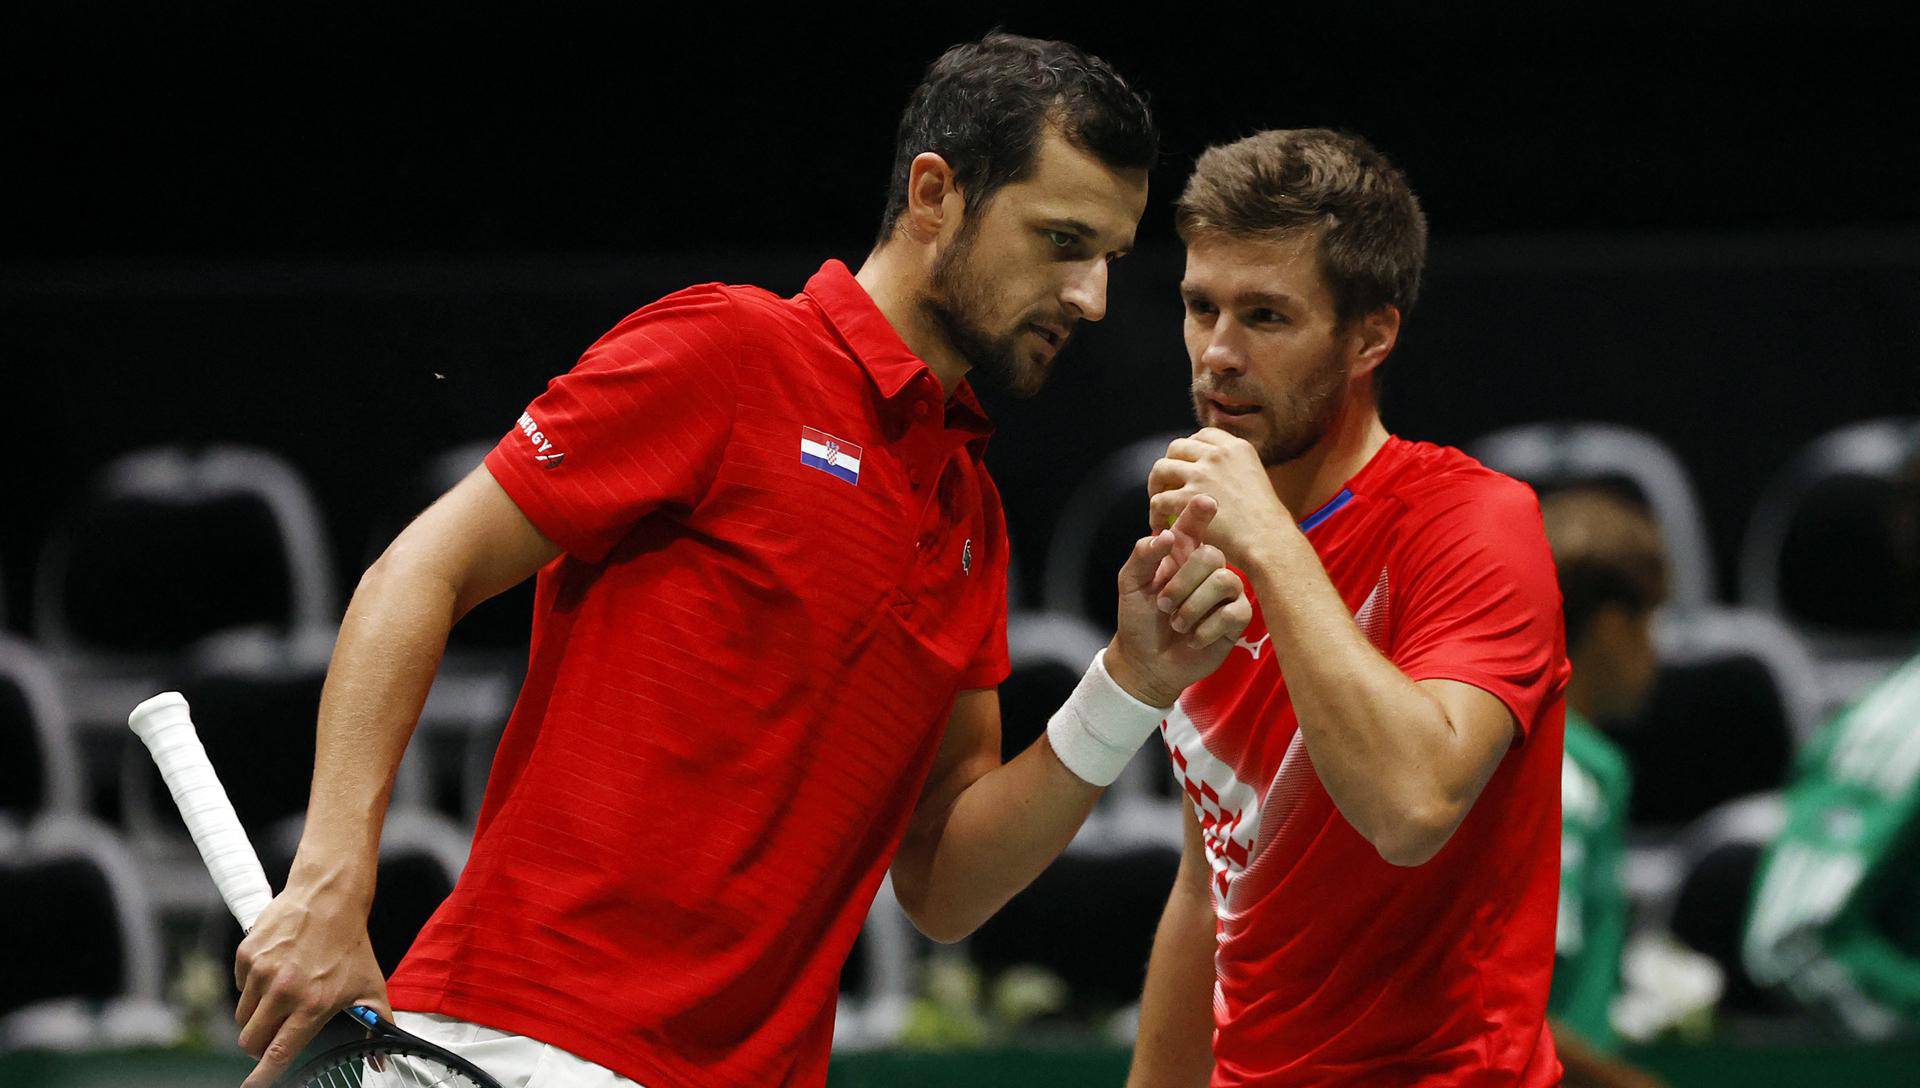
[288,554,461,899]
[897,734,1103,942]
[1127,875,1216,1088]
[1242,530,1466,860]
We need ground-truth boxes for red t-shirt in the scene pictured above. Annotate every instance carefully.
[387,260,1011,1088]
[1161,436,1568,1087]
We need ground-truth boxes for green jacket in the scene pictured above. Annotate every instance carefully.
[1745,652,1920,1034]
[1552,709,1633,1051]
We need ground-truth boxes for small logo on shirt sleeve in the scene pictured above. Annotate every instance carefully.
[800,426,862,486]
[518,412,566,468]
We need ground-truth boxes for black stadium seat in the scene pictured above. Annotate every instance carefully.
[1606,609,1818,829]
[1672,839,1781,1014]
[1469,423,1718,611]
[1615,655,1795,827]
[1741,418,1920,645]
[1000,613,1109,761]
[0,637,83,822]
[54,491,296,655]
[833,880,918,1049]
[0,854,127,1015]
[967,845,1181,1015]
[0,816,167,1033]
[123,630,430,864]
[123,633,331,844]
[1665,794,1792,1017]
[33,446,341,811]
[1042,434,1182,626]
[1001,612,1169,805]
[367,849,460,976]
[36,445,337,659]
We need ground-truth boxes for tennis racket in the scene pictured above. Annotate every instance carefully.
[129,691,504,1088]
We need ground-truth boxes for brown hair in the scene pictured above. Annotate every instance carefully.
[1174,128,1427,324]
[1541,488,1671,646]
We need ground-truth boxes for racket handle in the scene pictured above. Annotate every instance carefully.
[129,691,275,930]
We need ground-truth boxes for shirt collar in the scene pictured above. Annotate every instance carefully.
[803,259,993,436]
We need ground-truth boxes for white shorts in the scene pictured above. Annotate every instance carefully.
[387,1009,647,1088]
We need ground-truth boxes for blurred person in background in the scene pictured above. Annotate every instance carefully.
[225,33,1259,1088]
[1744,448,1920,1037]
[1540,489,1671,1088]
[1127,128,1569,1087]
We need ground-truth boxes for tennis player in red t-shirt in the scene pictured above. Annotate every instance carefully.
[229,35,1255,1088]
[1127,130,1570,1087]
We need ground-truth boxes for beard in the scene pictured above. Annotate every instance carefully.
[1192,347,1348,466]
[919,221,1056,398]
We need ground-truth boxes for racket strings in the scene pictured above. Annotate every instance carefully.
[292,1043,489,1088]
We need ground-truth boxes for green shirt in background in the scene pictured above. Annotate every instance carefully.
[1553,709,1633,1051]
[1745,652,1920,1036]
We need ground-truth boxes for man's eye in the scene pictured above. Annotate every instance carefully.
[1044,230,1076,248]
[1252,308,1286,324]
[1186,299,1215,316]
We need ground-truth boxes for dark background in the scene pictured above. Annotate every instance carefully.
[4,3,1917,621]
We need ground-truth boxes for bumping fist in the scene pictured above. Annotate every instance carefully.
[1147,428,1291,568]
[1105,495,1254,708]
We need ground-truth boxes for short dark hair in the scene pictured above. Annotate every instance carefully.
[1541,488,1671,647]
[876,32,1157,247]
[1174,128,1427,325]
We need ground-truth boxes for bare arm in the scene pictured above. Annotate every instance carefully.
[1149,431,1516,867]
[1126,797,1217,1088]
[233,465,559,1087]
[889,688,1102,943]
[1238,527,1514,866]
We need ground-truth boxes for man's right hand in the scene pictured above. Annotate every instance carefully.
[234,877,392,1088]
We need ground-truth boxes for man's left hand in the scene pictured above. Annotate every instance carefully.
[1148,428,1292,567]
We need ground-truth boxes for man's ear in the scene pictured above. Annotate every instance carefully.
[1347,305,1402,380]
[904,152,961,243]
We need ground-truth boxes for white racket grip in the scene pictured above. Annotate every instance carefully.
[129,691,275,930]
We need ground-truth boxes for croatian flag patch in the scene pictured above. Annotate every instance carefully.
[800,426,862,486]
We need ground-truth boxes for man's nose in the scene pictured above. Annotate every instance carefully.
[1060,259,1109,323]
[1200,322,1246,377]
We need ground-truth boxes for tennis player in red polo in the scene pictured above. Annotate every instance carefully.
[1127,130,1569,1087]
[231,34,1256,1088]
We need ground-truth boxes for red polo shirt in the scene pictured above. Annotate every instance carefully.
[387,260,1011,1088]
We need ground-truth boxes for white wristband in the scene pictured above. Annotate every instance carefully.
[1046,649,1172,787]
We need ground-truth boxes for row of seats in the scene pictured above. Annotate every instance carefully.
[0,809,468,1051]
[3,420,1908,805]
[0,594,1861,966]
[0,621,1878,1051]
[0,591,1831,855]
[13,418,1919,658]
[0,787,1808,1053]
